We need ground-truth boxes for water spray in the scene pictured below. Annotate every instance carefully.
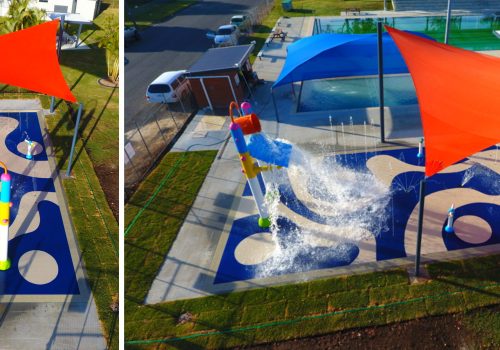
[444,203,455,233]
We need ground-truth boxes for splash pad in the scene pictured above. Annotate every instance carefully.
[216,104,500,284]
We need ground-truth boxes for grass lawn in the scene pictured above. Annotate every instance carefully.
[126,0,197,30]
[125,151,218,303]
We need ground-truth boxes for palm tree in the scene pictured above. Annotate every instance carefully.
[98,15,119,83]
[3,0,46,33]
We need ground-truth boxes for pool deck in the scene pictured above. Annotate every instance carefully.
[146,15,500,303]
[0,100,106,349]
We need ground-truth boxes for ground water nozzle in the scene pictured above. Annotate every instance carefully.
[25,138,34,160]
[417,138,424,158]
[445,203,455,233]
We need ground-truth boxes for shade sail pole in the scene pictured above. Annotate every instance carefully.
[50,16,65,114]
[271,89,280,123]
[377,20,385,143]
[415,177,426,276]
[66,103,83,177]
[444,0,452,44]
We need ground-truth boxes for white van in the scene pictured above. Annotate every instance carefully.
[146,70,188,103]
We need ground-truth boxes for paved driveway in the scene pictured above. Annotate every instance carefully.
[125,0,269,130]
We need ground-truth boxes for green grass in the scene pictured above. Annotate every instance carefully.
[125,150,218,303]
[125,254,499,349]
[126,0,197,30]
[243,0,390,63]
[58,49,119,170]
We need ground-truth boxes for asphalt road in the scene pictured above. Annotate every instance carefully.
[125,0,269,129]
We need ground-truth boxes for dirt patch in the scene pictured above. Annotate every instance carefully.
[98,78,119,88]
[95,163,118,220]
[235,313,480,350]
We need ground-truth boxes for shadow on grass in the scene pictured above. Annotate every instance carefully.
[69,85,117,171]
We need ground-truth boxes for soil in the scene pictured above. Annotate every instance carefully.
[98,78,119,88]
[235,313,482,350]
[95,163,119,220]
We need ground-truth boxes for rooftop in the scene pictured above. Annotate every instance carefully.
[188,44,254,75]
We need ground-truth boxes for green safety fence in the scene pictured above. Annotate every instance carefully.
[126,280,500,345]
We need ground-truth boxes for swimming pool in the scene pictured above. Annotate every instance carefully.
[298,74,417,112]
[314,15,500,51]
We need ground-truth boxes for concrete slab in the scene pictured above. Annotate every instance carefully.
[0,108,106,349]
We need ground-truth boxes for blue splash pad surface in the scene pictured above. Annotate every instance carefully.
[216,146,499,284]
[0,112,78,295]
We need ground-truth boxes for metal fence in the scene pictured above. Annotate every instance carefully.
[124,89,197,193]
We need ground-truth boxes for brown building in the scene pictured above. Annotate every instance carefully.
[187,44,256,114]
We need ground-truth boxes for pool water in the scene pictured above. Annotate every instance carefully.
[315,15,500,51]
[298,75,418,112]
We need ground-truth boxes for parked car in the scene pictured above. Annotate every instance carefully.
[214,24,240,47]
[230,15,251,32]
[146,70,188,104]
[124,26,140,46]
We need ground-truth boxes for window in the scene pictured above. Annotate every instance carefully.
[148,84,170,94]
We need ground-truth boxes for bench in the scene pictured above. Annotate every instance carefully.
[271,28,287,40]
[257,51,264,60]
[346,7,361,15]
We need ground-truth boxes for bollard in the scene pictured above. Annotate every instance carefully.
[417,138,424,158]
[25,139,34,160]
[445,204,455,233]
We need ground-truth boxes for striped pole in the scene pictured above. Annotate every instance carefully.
[230,122,270,228]
[0,163,11,270]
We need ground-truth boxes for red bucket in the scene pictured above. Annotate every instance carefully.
[229,101,261,135]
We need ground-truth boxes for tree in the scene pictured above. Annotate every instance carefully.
[98,15,119,83]
[3,0,46,33]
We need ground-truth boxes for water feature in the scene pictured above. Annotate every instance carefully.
[255,133,391,277]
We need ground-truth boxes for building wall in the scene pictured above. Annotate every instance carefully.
[189,70,246,113]
[0,0,98,21]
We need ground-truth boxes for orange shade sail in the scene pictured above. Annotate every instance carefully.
[386,26,500,177]
[0,20,77,103]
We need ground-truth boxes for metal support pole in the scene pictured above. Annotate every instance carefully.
[415,178,426,277]
[271,89,279,123]
[384,0,387,11]
[444,0,452,44]
[76,23,83,48]
[51,16,65,114]
[377,21,385,143]
[66,103,83,177]
[200,78,213,112]
[57,15,65,58]
[50,96,56,114]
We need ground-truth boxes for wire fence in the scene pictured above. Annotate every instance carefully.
[124,88,197,195]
